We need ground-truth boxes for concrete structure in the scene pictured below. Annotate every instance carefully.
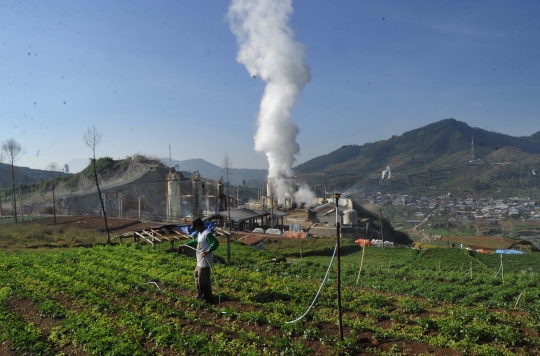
[192,170,204,219]
[343,209,358,225]
[308,202,346,225]
[217,179,225,212]
[166,167,183,222]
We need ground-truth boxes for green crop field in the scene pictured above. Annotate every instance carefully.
[1,235,540,355]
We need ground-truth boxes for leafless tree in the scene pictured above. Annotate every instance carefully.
[1,138,23,223]
[221,152,233,264]
[46,162,58,226]
[83,125,111,244]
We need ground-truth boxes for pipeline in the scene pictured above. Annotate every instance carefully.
[286,241,338,324]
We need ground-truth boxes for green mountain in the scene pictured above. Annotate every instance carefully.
[295,119,540,174]
[294,119,540,196]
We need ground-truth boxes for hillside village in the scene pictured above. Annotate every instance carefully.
[366,193,540,223]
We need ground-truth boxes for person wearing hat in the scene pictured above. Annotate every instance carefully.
[180,217,219,304]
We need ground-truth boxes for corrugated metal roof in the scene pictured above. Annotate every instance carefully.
[217,208,268,222]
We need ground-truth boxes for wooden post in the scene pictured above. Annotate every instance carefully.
[356,242,365,285]
[501,254,504,284]
[379,206,384,248]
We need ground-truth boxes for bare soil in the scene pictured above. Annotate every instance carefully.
[27,215,165,234]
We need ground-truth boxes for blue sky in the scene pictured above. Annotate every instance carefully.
[1,0,539,172]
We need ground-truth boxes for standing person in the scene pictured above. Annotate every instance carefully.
[180,218,219,304]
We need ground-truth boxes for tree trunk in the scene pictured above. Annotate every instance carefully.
[93,158,111,244]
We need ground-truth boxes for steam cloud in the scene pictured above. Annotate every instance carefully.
[228,0,311,203]
[293,183,315,208]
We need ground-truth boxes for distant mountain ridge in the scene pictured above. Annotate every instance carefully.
[294,118,540,175]
[161,158,268,185]
[0,163,70,188]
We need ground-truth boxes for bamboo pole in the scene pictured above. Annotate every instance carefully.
[356,243,365,285]
[514,292,524,308]
[501,254,504,284]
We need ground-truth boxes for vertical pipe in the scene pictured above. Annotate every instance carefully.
[336,222,343,341]
[335,194,343,341]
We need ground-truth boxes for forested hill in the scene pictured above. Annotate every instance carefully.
[294,118,540,174]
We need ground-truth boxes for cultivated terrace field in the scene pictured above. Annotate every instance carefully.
[1,233,540,355]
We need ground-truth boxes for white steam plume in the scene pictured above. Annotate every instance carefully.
[228,0,310,204]
[293,183,315,208]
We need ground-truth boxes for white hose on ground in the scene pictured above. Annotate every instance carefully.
[286,241,338,324]
[144,281,162,290]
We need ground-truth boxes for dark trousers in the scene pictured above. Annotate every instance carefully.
[193,266,213,303]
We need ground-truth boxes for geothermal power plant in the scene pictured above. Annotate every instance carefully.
[164,166,303,223]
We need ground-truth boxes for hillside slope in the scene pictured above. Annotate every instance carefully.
[295,119,540,175]
[294,119,540,195]
[162,158,268,184]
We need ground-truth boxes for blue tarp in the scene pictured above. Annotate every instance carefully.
[175,221,216,237]
[495,249,526,255]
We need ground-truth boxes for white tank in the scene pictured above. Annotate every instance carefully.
[166,168,182,222]
[343,209,358,225]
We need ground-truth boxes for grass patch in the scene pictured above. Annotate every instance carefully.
[0,222,106,250]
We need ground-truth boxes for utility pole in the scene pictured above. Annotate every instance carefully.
[51,172,56,225]
[224,162,231,264]
[19,183,24,222]
[138,196,144,220]
[380,206,384,248]
[118,193,123,218]
[334,193,343,341]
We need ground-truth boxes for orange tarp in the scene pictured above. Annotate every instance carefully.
[355,239,371,247]
[284,231,310,239]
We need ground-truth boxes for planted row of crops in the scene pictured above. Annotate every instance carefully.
[1,240,540,355]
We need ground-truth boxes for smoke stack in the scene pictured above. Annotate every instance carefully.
[266,178,273,199]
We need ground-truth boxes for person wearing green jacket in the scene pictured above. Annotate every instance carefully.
[181,217,219,304]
